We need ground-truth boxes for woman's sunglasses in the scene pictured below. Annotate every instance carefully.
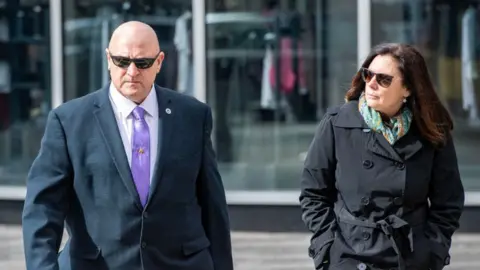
[360,67,394,88]
[109,51,160,69]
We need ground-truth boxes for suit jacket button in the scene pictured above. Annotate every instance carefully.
[141,242,147,249]
[143,212,149,218]
[393,197,403,206]
[396,162,405,170]
[363,160,374,169]
[357,262,367,270]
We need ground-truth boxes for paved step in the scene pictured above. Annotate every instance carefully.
[2,226,479,269]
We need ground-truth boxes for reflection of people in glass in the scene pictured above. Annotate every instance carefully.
[300,43,464,270]
[22,21,233,270]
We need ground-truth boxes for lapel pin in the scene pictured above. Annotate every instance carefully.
[362,128,371,132]
[165,108,171,114]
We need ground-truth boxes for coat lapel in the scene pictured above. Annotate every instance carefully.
[146,86,175,205]
[92,85,143,211]
[367,132,403,162]
[402,140,423,160]
[395,127,424,161]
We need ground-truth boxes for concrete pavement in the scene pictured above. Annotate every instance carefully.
[2,225,480,269]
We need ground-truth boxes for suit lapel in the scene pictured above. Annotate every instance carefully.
[92,86,143,211]
[147,86,175,205]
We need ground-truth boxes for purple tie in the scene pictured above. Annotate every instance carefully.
[131,106,150,207]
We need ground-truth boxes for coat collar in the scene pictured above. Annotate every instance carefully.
[331,101,369,129]
[330,100,424,162]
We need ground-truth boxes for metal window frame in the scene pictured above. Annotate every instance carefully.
[357,0,371,69]
[192,0,206,103]
[51,0,63,108]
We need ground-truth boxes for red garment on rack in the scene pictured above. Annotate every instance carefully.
[269,37,306,93]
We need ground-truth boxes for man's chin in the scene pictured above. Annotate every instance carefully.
[122,83,143,93]
[123,81,141,87]
[122,88,148,103]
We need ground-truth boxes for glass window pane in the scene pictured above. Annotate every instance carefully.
[205,0,357,191]
[63,0,195,101]
[0,1,51,186]
[371,0,480,191]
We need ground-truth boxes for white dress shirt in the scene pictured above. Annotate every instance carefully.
[109,83,158,184]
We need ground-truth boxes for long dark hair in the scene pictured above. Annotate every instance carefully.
[345,43,453,146]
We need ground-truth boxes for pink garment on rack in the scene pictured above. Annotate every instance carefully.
[269,37,306,93]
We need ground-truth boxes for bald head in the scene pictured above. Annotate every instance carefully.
[108,21,160,52]
[106,21,165,104]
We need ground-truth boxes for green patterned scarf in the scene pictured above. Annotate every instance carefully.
[358,92,412,144]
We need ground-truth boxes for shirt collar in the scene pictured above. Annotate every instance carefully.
[109,82,158,119]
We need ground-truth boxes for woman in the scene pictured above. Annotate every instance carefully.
[300,43,464,270]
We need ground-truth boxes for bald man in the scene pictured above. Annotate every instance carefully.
[22,21,233,270]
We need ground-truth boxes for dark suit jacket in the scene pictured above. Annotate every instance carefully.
[22,84,234,270]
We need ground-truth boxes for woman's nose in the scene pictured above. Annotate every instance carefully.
[368,75,378,89]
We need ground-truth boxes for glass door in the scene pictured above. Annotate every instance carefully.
[205,0,358,191]
[0,0,51,186]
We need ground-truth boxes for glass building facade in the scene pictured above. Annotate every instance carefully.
[0,0,479,204]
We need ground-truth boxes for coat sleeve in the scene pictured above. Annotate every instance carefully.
[427,132,465,270]
[22,110,72,270]
[196,105,234,270]
[299,113,337,269]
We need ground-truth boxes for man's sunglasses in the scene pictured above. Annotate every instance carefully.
[109,51,160,69]
[360,67,394,88]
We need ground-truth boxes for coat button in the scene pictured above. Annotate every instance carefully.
[363,160,374,169]
[141,242,147,249]
[143,212,149,218]
[357,262,367,270]
[444,256,450,265]
[308,248,315,257]
[393,197,403,206]
[396,162,405,170]
[362,232,371,240]
[361,197,370,206]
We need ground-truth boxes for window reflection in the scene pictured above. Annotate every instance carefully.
[63,0,194,101]
[206,0,357,190]
[372,0,480,191]
[0,1,50,186]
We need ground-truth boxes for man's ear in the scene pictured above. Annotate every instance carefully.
[156,52,165,73]
[105,48,111,70]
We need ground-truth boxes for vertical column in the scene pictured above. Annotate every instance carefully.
[357,0,371,69]
[49,0,63,108]
[192,0,206,103]
[315,0,325,117]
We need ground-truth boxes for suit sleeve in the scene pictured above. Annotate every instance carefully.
[427,132,465,270]
[299,113,337,270]
[22,110,73,270]
[197,106,234,270]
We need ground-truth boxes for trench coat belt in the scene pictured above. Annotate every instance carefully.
[337,215,413,270]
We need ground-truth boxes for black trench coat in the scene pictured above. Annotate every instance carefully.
[299,101,465,270]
